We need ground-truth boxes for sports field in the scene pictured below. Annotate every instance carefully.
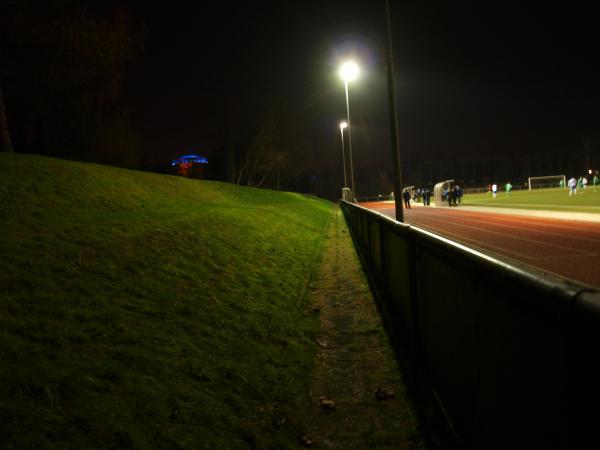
[462,187,600,213]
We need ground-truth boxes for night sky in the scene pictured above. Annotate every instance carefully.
[115,3,600,189]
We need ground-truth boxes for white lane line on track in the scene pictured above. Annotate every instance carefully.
[524,252,599,260]
[467,202,600,211]
[413,224,536,260]
[416,224,598,261]
[409,209,600,245]
[371,206,589,259]
[495,214,600,229]
[420,223,599,288]
[408,215,596,257]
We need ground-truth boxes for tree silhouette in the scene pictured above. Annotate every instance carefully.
[0,2,143,164]
[0,80,14,152]
[232,101,305,189]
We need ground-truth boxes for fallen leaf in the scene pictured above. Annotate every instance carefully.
[299,435,314,447]
[375,387,395,401]
[319,396,336,409]
[316,338,327,347]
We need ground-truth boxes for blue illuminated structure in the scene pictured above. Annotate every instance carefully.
[170,154,208,166]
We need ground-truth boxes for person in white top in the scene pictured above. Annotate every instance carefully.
[568,177,577,196]
[492,183,498,198]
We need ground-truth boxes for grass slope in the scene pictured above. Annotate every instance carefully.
[463,187,600,213]
[0,153,333,449]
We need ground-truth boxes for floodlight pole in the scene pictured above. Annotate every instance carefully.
[340,125,348,188]
[344,80,356,196]
[385,0,404,222]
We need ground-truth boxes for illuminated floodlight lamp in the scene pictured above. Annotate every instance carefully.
[339,61,359,82]
[339,121,348,130]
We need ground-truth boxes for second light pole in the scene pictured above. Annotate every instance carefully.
[339,61,358,196]
[339,121,348,188]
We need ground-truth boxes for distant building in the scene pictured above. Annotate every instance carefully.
[170,154,208,178]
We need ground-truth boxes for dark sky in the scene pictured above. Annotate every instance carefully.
[121,2,600,175]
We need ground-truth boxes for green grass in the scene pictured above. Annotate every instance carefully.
[462,187,600,213]
[0,153,333,449]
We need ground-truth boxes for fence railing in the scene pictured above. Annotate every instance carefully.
[340,200,600,449]
[355,194,394,202]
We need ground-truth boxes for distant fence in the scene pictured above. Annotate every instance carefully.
[355,194,394,202]
[340,200,600,449]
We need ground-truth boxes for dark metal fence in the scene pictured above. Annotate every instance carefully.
[340,200,600,450]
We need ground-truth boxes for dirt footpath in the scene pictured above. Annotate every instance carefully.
[302,207,426,449]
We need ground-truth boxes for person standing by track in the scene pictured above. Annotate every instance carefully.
[402,189,411,209]
[422,187,431,205]
[456,185,462,205]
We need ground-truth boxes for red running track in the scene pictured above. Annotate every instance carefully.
[362,201,600,288]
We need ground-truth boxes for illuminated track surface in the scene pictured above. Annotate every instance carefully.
[362,201,600,288]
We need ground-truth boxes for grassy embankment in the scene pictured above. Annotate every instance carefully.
[463,187,600,213]
[0,153,333,449]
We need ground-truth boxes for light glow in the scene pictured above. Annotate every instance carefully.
[339,121,348,129]
[170,154,208,166]
[339,61,359,82]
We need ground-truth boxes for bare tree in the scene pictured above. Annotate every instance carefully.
[234,110,293,188]
[0,4,143,161]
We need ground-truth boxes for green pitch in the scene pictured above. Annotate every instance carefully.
[462,187,600,214]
